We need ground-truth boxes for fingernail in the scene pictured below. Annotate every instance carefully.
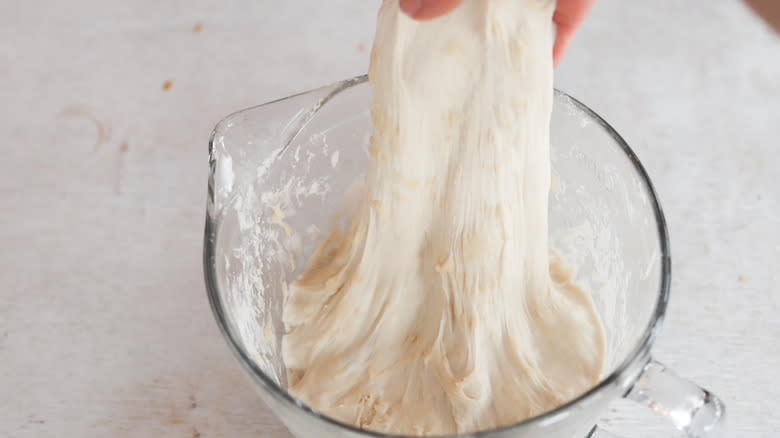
[399,0,423,16]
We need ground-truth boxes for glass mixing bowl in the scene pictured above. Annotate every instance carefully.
[203,75,724,438]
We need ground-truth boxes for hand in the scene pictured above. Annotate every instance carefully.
[552,0,596,67]
[744,0,780,32]
[399,0,596,67]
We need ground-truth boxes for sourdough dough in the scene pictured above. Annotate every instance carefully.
[282,0,605,434]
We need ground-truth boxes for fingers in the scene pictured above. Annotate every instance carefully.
[400,0,464,20]
[744,0,780,33]
[399,0,594,68]
[553,0,596,67]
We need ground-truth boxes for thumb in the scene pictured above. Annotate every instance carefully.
[400,0,464,20]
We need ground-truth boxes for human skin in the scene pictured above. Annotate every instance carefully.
[744,0,780,32]
[399,0,779,66]
[399,0,595,67]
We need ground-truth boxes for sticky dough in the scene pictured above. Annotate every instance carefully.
[282,0,605,434]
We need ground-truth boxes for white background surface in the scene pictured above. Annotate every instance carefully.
[1,1,778,437]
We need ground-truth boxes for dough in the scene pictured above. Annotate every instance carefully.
[282,0,605,434]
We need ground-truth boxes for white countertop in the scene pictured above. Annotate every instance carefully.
[2,1,778,437]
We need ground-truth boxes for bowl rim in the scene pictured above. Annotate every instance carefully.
[202,74,671,438]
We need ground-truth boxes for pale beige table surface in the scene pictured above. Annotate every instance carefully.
[2,1,778,437]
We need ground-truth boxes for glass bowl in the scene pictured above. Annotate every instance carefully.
[203,75,724,438]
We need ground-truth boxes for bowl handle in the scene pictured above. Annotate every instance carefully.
[631,358,726,436]
[590,358,725,438]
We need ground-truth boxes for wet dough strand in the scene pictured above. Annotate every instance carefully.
[282,1,605,435]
